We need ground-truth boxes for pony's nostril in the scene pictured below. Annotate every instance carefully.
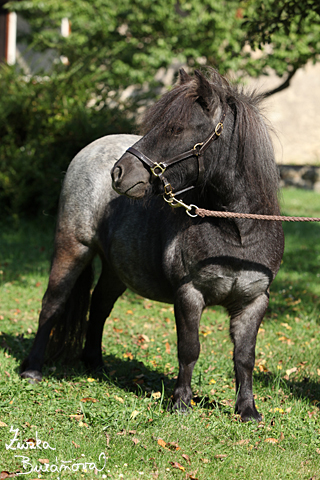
[111,166,122,184]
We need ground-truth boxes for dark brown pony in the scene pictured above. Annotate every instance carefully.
[21,69,284,422]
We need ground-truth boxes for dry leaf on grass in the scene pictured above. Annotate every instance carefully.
[214,454,227,460]
[38,459,49,464]
[201,457,210,463]
[157,438,168,449]
[169,461,185,471]
[114,395,124,403]
[285,367,298,377]
[264,438,278,444]
[69,414,83,421]
[182,454,191,464]
[234,439,250,445]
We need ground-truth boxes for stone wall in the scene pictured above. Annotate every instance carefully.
[279,165,320,191]
[247,62,320,166]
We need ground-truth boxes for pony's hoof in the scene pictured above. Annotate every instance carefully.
[168,398,191,413]
[237,407,262,423]
[20,370,42,383]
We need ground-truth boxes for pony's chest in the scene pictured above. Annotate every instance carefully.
[164,236,272,306]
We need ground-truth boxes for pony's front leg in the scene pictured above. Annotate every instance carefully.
[172,286,204,411]
[230,293,269,422]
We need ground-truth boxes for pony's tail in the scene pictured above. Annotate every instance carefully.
[46,263,94,362]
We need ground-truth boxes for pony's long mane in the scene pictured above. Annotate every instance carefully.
[141,69,280,215]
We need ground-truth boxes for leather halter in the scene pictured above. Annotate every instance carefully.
[125,106,227,216]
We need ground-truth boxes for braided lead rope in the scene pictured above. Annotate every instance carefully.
[195,208,320,222]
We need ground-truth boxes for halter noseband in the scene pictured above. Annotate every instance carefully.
[125,106,227,217]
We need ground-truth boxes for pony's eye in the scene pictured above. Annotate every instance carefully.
[170,125,183,136]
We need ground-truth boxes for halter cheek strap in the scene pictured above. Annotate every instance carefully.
[126,106,227,215]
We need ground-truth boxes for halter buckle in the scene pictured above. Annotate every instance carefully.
[215,122,224,136]
[151,162,166,176]
[193,142,204,155]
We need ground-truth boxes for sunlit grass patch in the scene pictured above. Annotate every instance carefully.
[1,188,320,479]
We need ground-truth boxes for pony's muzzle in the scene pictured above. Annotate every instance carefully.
[111,155,150,198]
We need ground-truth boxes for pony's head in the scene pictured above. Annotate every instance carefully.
[111,69,279,214]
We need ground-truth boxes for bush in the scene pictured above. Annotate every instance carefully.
[0,65,135,218]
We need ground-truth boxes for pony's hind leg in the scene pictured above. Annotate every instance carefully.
[229,293,269,422]
[172,285,204,411]
[21,236,94,382]
[81,260,126,370]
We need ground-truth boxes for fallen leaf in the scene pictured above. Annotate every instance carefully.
[182,454,191,464]
[165,342,171,354]
[4,371,10,378]
[86,378,95,382]
[130,410,140,419]
[132,437,139,445]
[167,441,180,451]
[81,397,98,403]
[38,459,49,464]
[169,461,185,471]
[234,439,250,445]
[0,422,8,427]
[114,396,124,403]
[72,441,80,448]
[69,415,83,421]
[214,455,226,460]
[264,438,278,444]
[280,322,292,330]
[152,392,161,399]
[316,448,320,454]
[113,327,123,333]
[186,474,199,480]
[123,352,133,360]
[285,367,298,377]
[157,438,168,449]
[201,457,210,463]
[280,432,285,441]
[126,309,133,314]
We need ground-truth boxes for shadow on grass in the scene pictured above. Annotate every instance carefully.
[1,331,320,416]
[253,370,320,407]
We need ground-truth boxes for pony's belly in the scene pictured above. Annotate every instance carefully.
[112,258,174,304]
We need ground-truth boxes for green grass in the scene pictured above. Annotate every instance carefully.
[1,188,320,479]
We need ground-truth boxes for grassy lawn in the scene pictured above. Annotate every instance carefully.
[1,188,320,479]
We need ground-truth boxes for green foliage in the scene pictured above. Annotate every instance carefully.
[244,0,320,45]
[1,188,320,478]
[0,65,134,217]
[1,0,320,217]
[8,0,247,82]
[243,0,320,79]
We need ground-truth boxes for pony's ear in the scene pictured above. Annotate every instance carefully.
[194,70,214,111]
[178,68,191,84]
